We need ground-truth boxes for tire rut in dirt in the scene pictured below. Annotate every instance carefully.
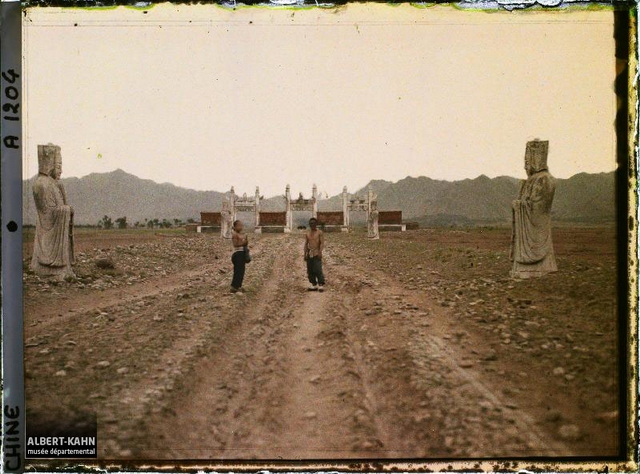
[134,236,300,459]
[136,236,388,459]
[328,239,569,458]
[26,237,270,458]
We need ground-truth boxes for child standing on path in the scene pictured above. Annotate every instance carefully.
[304,217,325,292]
[231,220,248,293]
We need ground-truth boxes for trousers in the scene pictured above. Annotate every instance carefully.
[306,256,325,286]
[231,251,246,289]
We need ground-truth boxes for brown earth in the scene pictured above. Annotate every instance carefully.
[22,227,623,465]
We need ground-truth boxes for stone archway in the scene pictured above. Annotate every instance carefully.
[285,184,318,231]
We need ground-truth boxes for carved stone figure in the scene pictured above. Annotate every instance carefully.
[510,140,557,278]
[221,198,233,239]
[368,206,379,240]
[285,184,293,232]
[30,144,75,280]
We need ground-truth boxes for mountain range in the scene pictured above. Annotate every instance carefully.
[22,169,616,227]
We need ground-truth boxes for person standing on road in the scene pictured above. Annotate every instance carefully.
[231,220,248,293]
[304,217,325,292]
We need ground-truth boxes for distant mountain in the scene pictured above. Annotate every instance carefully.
[353,172,615,225]
[22,169,616,226]
[551,172,616,222]
[22,169,227,226]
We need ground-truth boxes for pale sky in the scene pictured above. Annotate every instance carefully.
[23,3,616,198]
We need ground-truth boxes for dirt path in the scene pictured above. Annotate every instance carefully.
[326,242,571,458]
[135,235,573,459]
[24,230,620,463]
[136,237,385,459]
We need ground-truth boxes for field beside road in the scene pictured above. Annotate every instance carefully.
[22,226,622,462]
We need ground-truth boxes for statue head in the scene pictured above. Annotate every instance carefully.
[37,144,62,178]
[524,139,549,176]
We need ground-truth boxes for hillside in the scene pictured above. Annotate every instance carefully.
[354,172,615,225]
[23,169,226,226]
[22,169,616,226]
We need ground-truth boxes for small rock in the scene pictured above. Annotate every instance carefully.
[479,400,493,411]
[95,258,115,270]
[117,367,129,375]
[483,350,498,361]
[558,424,581,441]
[552,367,565,376]
[55,370,66,377]
[303,411,317,419]
[595,410,618,422]
[309,375,321,384]
[354,409,368,424]
[544,409,563,422]
[97,360,111,368]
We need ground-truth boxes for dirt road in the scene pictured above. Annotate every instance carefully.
[23,229,621,462]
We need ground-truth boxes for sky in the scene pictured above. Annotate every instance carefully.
[23,3,617,198]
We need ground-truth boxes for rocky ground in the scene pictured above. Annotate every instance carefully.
[22,227,623,466]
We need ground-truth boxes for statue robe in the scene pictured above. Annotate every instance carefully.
[221,210,233,239]
[511,170,557,278]
[30,174,75,279]
[368,210,379,239]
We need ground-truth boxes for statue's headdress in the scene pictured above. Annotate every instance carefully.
[37,144,61,176]
[525,139,549,173]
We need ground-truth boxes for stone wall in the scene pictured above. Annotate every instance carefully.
[201,212,221,226]
[405,221,420,230]
[317,211,344,226]
[379,211,402,225]
[260,212,287,226]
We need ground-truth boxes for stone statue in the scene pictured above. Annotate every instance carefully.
[368,206,379,240]
[221,198,233,239]
[30,144,75,280]
[510,139,557,278]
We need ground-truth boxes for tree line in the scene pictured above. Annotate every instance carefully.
[97,216,196,229]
